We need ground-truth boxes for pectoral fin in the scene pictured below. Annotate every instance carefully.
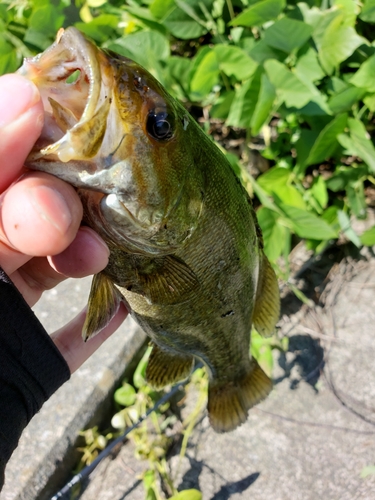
[83,272,124,341]
[137,255,199,305]
[146,343,194,389]
[207,359,272,433]
[252,253,280,338]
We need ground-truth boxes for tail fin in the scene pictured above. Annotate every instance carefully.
[207,359,272,433]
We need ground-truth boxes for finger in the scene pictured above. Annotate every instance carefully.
[0,172,83,274]
[9,227,110,307]
[49,227,109,278]
[51,303,128,374]
[0,74,44,191]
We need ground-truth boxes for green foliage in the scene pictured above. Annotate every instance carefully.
[7,4,375,497]
[3,0,375,263]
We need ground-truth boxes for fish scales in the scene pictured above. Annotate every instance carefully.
[18,27,280,432]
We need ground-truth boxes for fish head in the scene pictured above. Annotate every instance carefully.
[19,27,205,255]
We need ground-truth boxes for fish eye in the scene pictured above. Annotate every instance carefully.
[146,110,174,141]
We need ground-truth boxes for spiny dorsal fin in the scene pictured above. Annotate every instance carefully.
[137,255,199,305]
[207,358,272,433]
[146,342,194,389]
[83,272,123,341]
[252,252,280,338]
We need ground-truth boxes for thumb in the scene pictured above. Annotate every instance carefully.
[0,73,44,191]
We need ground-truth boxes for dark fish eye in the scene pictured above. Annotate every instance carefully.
[146,110,174,141]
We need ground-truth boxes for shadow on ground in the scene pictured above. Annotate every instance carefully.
[178,454,260,500]
[275,334,325,390]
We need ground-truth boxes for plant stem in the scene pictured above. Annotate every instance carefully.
[226,0,235,20]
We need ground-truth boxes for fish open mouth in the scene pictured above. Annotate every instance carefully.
[18,27,112,166]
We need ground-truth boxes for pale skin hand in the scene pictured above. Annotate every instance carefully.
[0,73,128,373]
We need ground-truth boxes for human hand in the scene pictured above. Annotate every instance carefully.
[0,73,127,372]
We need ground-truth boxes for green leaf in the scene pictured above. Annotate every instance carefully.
[251,72,276,135]
[23,29,53,50]
[264,59,317,109]
[150,0,175,19]
[364,94,375,112]
[303,113,348,168]
[350,54,375,92]
[167,56,192,97]
[326,165,368,192]
[360,0,375,22]
[316,15,366,75]
[295,47,325,83]
[347,180,367,219]
[301,3,340,33]
[210,91,235,119]
[28,4,64,37]
[277,203,337,239]
[337,118,375,173]
[311,175,328,211]
[163,0,210,39]
[248,39,284,64]
[295,129,319,169]
[263,18,313,54]
[0,39,20,74]
[226,67,262,127]
[258,167,306,208]
[230,0,286,27]
[332,0,357,26]
[133,346,152,388]
[251,332,274,376]
[328,86,366,114]
[190,49,219,98]
[114,383,136,407]
[107,31,170,82]
[337,209,361,247]
[75,15,119,43]
[257,207,288,261]
[169,490,202,500]
[214,44,258,81]
[360,227,375,246]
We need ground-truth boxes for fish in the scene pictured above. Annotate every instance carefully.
[18,27,280,432]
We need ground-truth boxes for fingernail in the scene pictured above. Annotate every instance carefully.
[30,185,73,234]
[0,74,40,128]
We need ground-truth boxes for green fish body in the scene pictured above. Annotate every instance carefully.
[19,27,280,432]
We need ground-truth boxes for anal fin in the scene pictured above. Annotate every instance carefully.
[207,359,272,433]
[253,252,280,337]
[83,272,123,341]
[146,343,194,389]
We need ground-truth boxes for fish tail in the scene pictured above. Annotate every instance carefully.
[207,359,272,433]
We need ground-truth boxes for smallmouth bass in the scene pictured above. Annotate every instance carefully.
[19,28,280,432]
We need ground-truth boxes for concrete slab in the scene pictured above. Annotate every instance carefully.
[76,252,375,500]
[1,276,146,500]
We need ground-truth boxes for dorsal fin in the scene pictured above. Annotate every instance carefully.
[252,252,280,338]
[83,272,124,341]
